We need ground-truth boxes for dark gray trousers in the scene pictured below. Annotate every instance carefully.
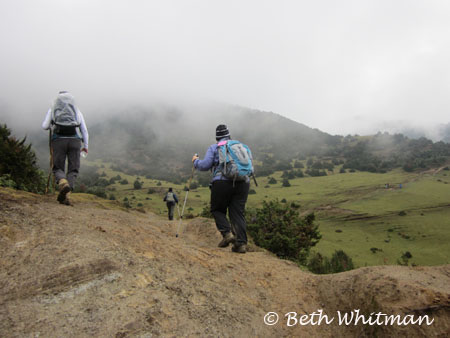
[51,138,81,189]
[210,180,250,245]
[167,202,175,220]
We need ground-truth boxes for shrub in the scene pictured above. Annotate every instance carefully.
[120,179,128,185]
[109,194,116,200]
[307,253,331,274]
[290,202,300,209]
[133,179,142,189]
[247,200,321,264]
[306,169,327,177]
[97,178,110,187]
[147,188,155,194]
[249,189,256,194]
[200,204,213,218]
[398,251,413,266]
[308,250,354,274]
[87,187,107,199]
[282,178,291,187]
[0,174,15,188]
[330,250,354,272]
[0,124,45,193]
[268,177,277,184]
[282,170,295,179]
[294,170,304,178]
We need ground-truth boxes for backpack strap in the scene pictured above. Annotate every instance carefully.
[214,140,228,178]
[69,104,81,126]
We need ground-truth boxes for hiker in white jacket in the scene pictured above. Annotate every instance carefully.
[42,91,89,205]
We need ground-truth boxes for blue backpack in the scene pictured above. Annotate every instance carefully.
[216,140,254,182]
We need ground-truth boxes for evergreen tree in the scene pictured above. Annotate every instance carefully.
[0,124,45,193]
[247,200,321,264]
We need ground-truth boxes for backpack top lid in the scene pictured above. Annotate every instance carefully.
[52,92,80,126]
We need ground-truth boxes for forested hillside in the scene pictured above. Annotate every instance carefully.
[24,103,450,184]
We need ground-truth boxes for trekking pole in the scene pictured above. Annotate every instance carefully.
[45,129,53,194]
[176,203,181,221]
[176,156,197,238]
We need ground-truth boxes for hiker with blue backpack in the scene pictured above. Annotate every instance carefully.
[42,91,88,205]
[163,188,179,220]
[192,124,255,253]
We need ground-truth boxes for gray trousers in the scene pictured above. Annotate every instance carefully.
[51,138,81,189]
[167,202,175,220]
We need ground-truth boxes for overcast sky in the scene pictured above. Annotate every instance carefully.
[0,0,449,136]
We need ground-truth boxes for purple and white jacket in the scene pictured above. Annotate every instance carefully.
[193,137,230,182]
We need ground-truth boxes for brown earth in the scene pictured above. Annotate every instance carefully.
[0,187,449,337]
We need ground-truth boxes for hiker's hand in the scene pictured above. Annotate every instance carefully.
[81,148,88,153]
[192,154,199,163]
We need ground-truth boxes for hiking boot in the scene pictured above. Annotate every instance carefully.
[62,191,72,206]
[57,179,71,204]
[231,243,247,254]
[218,232,235,248]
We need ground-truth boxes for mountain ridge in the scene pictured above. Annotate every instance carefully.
[15,102,450,183]
[1,187,449,337]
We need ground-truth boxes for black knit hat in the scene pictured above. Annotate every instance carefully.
[216,124,230,141]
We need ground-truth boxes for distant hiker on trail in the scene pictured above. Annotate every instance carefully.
[42,91,88,205]
[192,124,254,254]
[163,188,178,220]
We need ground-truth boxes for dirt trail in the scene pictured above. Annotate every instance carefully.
[0,188,449,337]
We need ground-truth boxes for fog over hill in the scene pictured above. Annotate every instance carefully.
[367,121,450,144]
[20,102,449,185]
[28,102,333,181]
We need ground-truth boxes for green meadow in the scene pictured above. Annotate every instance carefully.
[85,160,450,268]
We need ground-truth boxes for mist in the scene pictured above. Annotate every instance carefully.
[1,0,450,138]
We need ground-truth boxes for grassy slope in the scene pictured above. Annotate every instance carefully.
[84,159,450,268]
